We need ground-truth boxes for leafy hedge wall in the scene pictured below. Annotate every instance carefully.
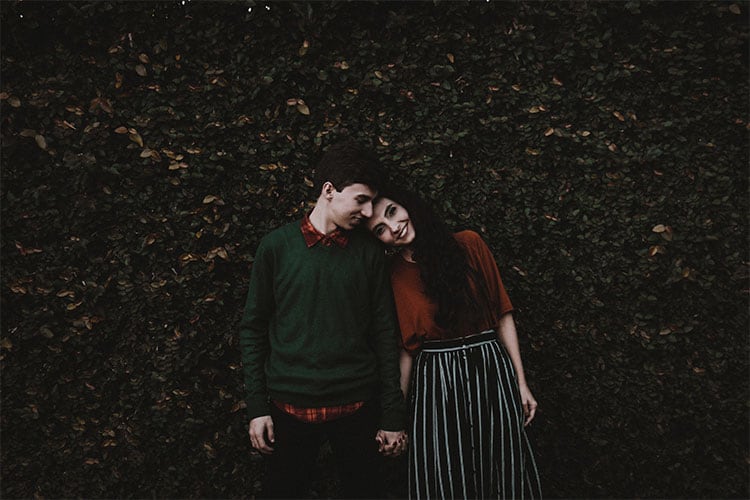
[1,1,747,498]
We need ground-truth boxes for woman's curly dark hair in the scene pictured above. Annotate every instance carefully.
[378,186,491,333]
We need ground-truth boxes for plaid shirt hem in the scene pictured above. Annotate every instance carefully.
[273,400,365,424]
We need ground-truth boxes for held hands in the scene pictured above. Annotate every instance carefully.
[375,429,408,457]
[519,384,538,426]
[248,415,275,454]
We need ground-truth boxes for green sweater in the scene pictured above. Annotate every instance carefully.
[238,220,406,430]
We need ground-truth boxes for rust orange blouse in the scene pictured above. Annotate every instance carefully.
[390,230,514,354]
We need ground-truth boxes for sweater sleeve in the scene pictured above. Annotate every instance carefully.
[368,249,407,431]
[238,236,275,421]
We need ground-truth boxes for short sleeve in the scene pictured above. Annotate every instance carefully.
[461,231,514,319]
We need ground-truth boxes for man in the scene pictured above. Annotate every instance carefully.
[239,140,407,498]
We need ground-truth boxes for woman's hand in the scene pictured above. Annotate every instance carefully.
[518,384,538,426]
[376,429,408,457]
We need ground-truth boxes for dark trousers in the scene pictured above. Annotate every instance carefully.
[261,403,384,499]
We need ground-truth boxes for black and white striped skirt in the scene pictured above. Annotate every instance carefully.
[409,331,542,500]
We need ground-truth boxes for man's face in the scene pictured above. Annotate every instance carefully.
[327,182,377,230]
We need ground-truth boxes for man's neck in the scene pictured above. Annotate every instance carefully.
[308,205,337,235]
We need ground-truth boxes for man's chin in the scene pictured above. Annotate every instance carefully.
[335,221,357,231]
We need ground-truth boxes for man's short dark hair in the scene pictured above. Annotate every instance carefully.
[313,140,385,193]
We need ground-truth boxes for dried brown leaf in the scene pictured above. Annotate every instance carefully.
[648,245,666,257]
[297,102,310,115]
[67,300,83,311]
[129,132,143,147]
[99,98,113,114]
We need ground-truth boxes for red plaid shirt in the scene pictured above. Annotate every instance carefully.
[273,214,363,423]
[300,214,349,248]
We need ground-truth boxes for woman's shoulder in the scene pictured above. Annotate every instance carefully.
[454,229,495,262]
[453,229,484,246]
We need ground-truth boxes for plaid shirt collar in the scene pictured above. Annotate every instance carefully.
[300,213,349,248]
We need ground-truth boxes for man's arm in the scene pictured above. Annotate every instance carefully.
[368,249,407,435]
[238,237,276,449]
[378,348,412,457]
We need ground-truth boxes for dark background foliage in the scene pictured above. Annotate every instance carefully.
[1,1,748,498]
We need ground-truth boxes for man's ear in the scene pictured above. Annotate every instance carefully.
[321,181,335,200]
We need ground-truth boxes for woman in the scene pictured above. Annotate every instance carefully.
[366,186,542,500]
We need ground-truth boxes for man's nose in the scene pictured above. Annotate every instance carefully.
[361,202,373,218]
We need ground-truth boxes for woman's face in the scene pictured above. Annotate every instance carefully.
[366,197,416,247]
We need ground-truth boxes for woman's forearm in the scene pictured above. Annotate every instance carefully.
[399,348,413,399]
[496,312,529,387]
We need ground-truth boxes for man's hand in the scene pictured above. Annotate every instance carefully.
[248,415,275,454]
[375,429,408,457]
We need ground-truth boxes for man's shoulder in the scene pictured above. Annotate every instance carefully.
[262,220,302,241]
[349,228,384,252]
[257,220,303,252]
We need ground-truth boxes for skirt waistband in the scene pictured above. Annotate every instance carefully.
[421,330,497,353]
